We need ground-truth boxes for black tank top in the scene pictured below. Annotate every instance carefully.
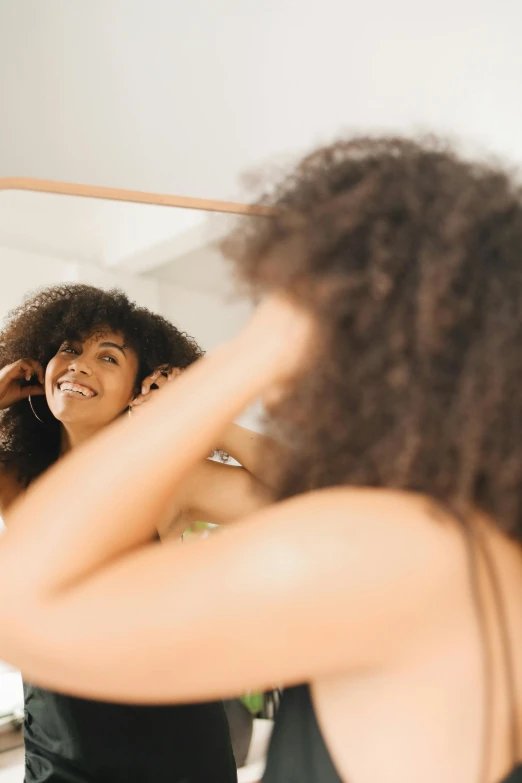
[263,685,522,783]
[23,684,237,782]
[263,529,522,783]
[23,528,237,782]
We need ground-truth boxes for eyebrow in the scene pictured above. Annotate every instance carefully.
[99,341,127,356]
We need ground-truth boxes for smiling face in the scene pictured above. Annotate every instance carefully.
[45,330,139,440]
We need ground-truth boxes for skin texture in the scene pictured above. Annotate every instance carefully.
[0,284,204,488]
[46,333,139,443]
[3,131,522,783]
[0,328,272,528]
[0,296,520,783]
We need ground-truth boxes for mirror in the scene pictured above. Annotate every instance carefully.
[0,181,271,352]
[0,182,271,781]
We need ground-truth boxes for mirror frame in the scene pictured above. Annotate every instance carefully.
[0,177,275,216]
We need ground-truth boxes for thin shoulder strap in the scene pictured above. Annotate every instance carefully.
[464,524,520,783]
[476,533,520,767]
[464,527,494,783]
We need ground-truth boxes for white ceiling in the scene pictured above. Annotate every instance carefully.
[0,190,210,266]
[1,0,522,298]
[1,0,522,205]
[0,189,244,294]
[151,243,237,294]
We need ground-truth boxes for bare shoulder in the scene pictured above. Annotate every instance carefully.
[0,485,468,700]
[160,486,469,685]
[250,485,462,556]
[232,486,467,635]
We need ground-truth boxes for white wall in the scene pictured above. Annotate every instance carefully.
[0,243,253,365]
[0,246,263,431]
[0,247,68,322]
[0,249,160,326]
[2,0,522,202]
[158,278,265,432]
[62,260,160,312]
[159,282,252,353]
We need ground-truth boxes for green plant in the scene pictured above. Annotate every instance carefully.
[240,692,264,715]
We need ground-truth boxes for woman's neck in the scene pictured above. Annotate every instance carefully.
[60,424,100,455]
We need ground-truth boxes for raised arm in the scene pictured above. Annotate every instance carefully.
[0,298,456,705]
[159,458,272,536]
[132,370,281,529]
[214,422,285,492]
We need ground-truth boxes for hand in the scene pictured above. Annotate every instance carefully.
[236,294,315,400]
[0,359,45,411]
[129,366,182,415]
[129,366,221,459]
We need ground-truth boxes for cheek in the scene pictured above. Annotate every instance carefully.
[44,360,58,399]
[104,374,136,408]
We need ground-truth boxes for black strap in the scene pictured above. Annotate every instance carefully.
[464,524,520,783]
[475,532,520,766]
[464,527,493,783]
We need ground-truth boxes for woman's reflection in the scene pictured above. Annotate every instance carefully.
[0,283,271,782]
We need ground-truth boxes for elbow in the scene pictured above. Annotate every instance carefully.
[0,574,53,677]
[0,594,71,692]
[0,597,32,671]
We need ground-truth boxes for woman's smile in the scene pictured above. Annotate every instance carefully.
[56,378,98,399]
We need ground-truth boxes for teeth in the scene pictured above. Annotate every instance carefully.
[58,382,94,398]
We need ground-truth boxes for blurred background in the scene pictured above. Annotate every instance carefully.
[1,0,522,780]
[1,0,521,354]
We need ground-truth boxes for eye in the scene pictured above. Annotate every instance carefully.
[60,344,79,355]
[101,355,118,365]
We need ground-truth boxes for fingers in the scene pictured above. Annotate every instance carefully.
[130,365,182,410]
[128,398,149,417]
[130,392,153,408]
[20,359,44,385]
[19,358,44,384]
[2,360,28,381]
[2,358,45,385]
[141,369,166,396]
[18,385,46,400]
[138,366,182,398]
[140,371,156,396]
[35,362,45,386]
[128,362,182,413]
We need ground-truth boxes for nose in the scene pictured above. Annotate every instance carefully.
[67,356,93,376]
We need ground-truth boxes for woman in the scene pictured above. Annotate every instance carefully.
[0,283,270,782]
[1,136,522,783]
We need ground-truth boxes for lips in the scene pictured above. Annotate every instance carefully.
[57,379,97,399]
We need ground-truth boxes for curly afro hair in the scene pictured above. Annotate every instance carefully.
[223,134,522,542]
[0,284,203,485]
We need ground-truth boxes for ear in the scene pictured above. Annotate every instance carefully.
[127,386,140,408]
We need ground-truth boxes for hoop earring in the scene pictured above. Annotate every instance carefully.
[127,405,132,418]
[28,395,44,423]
